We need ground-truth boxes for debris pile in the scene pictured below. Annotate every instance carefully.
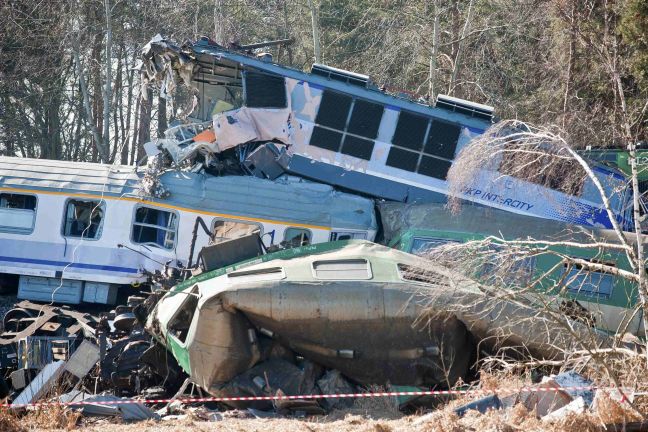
[0,33,644,430]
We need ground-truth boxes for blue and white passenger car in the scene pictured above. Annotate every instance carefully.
[142,37,635,231]
[0,157,377,304]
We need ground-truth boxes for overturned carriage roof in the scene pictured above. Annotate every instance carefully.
[0,156,377,231]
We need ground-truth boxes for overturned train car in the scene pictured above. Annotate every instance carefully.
[141,36,635,230]
[0,157,377,304]
[147,240,610,395]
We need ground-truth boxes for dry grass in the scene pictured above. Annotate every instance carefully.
[10,362,648,431]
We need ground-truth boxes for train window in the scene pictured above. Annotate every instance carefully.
[392,111,427,151]
[347,99,383,139]
[386,147,419,172]
[417,156,452,180]
[0,193,37,234]
[132,206,178,249]
[310,126,343,152]
[388,111,461,180]
[168,286,199,343]
[425,120,461,159]
[284,228,312,248]
[244,71,287,108]
[312,259,372,280]
[330,231,367,241]
[212,219,261,244]
[315,90,353,130]
[311,92,380,161]
[62,199,105,240]
[341,135,375,160]
[561,261,615,299]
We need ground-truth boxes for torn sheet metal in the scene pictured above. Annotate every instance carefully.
[13,360,65,406]
[212,108,291,151]
[64,340,100,379]
[60,391,160,420]
[243,143,287,180]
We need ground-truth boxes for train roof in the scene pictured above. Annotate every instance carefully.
[142,36,493,131]
[380,201,648,247]
[0,157,377,231]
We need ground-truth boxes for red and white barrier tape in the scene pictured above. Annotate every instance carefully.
[2,385,628,409]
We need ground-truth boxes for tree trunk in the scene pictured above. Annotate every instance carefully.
[103,0,112,162]
[428,0,440,102]
[157,95,167,138]
[449,0,475,97]
[308,0,321,63]
[136,87,153,164]
[129,94,141,166]
[72,30,107,163]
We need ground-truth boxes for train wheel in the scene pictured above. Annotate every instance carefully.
[3,308,33,332]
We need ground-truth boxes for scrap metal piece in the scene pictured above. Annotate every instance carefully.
[64,340,100,379]
[60,391,159,420]
[317,370,355,410]
[243,143,286,180]
[9,369,26,390]
[199,234,265,271]
[12,360,65,406]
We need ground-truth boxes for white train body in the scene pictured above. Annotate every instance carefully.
[0,157,377,304]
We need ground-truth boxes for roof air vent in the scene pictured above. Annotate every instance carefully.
[435,94,494,121]
[311,64,370,88]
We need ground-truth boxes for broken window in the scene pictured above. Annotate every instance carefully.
[62,199,105,239]
[284,227,312,248]
[0,193,37,234]
[244,71,287,108]
[211,219,261,244]
[310,90,381,160]
[168,286,199,343]
[561,261,615,299]
[388,111,461,180]
[312,259,372,280]
[132,206,178,249]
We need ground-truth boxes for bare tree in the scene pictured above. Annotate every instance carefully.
[442,119,648,370]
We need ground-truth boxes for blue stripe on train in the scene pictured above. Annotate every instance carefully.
[0,255,139,274]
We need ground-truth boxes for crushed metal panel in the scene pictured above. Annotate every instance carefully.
[200,234,264,271]
[243,143,286,180]
[159,173,378,234]
[60,391,158,420]
[212,108,291,151]
[12,360,65,406]
[64,340,100,379]
[9,369,26,390]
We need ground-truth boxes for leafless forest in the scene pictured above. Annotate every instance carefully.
[0,0,646,164]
